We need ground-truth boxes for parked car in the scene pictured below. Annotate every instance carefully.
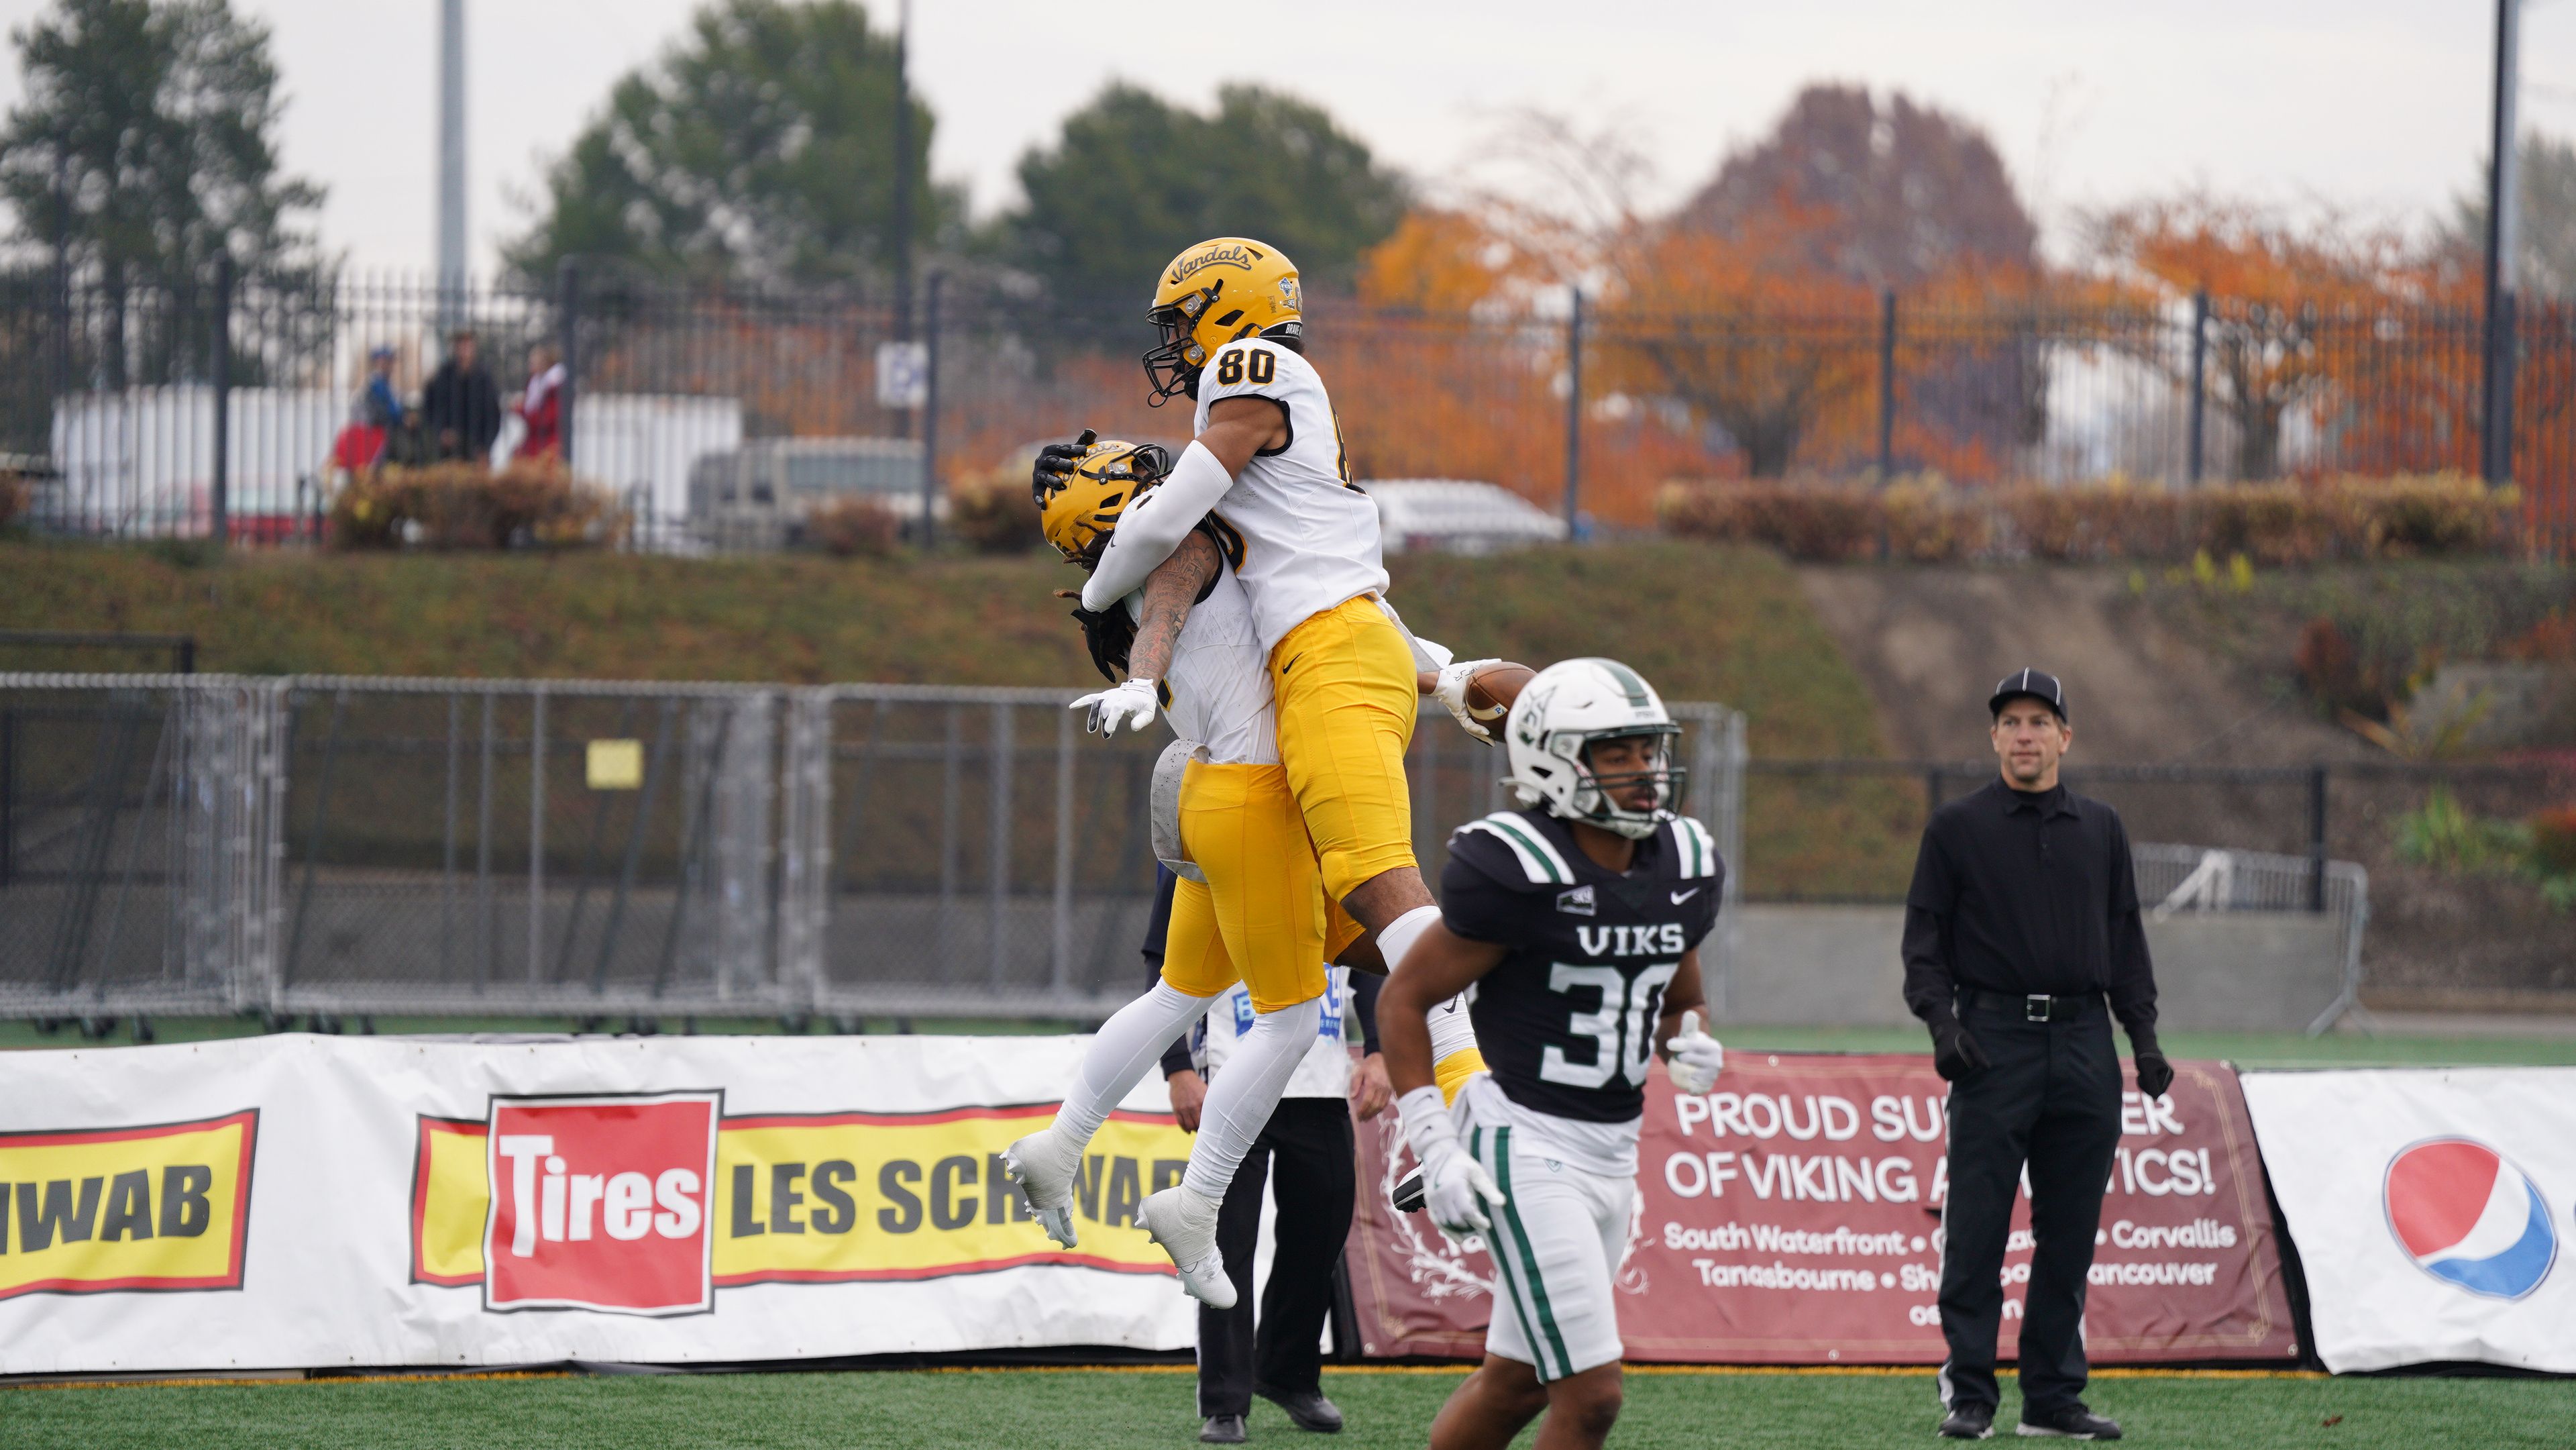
[686,437,933,550]
[1365,478,1569,556]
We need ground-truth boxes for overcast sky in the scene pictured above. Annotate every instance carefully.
[1,0,2571,276]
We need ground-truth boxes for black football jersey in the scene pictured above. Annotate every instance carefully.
[1442,808,1725,1123]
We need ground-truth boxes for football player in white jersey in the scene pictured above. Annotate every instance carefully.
[1041,238,1500,1063]
[1008,439,1498,1308]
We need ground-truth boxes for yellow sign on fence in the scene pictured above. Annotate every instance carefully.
[586,739,644,790]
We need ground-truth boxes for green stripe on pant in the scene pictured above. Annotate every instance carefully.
[1491,1127,1573,1380]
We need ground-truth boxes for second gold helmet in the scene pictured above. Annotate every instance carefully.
[1142,237,1303,405]
[1038,438,1173,569]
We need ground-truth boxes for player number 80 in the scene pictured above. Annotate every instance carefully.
[1214,348,1276,387]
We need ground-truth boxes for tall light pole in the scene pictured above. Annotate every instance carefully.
[892,0,914,342]
[2481,0,2522,488]
[437,0,469,327]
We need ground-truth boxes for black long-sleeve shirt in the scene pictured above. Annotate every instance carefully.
[1900,778,2159,1048]
[421,360,502,459]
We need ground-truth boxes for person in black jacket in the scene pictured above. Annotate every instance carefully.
[421,329,503,464]
[1902,669,2167,1443]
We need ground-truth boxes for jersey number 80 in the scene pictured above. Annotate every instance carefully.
[1213,348,1276,387]
[1540,962,1678,1090]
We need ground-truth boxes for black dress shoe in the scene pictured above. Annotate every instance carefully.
[1199,1413,1247,1444]
[1256,1386,1344,1433]
[1939,1401,1996,1439]
[2017,1403,2121,1440]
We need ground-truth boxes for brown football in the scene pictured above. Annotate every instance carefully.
[1464,661,1537,717]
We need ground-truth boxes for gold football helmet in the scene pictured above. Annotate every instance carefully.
[1143,237,1304,405]
[1038,438,1172,569]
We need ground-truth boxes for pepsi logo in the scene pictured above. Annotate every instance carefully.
[2382,1138,2557,1301]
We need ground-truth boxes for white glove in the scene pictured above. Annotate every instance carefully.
[1422,1139,1506,1236]
[1071,677,1159,737]
[1399,1086,1505,1235]
[1432,658,1504,745]
[1664,1010,1725,1095]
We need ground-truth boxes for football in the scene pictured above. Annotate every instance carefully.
[1464,660,1536,717]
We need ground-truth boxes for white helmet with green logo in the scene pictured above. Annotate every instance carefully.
[1503,658,1686,840]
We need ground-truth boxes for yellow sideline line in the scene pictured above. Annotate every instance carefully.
[5,1370,575,1393]
[7,1363,2329,1391]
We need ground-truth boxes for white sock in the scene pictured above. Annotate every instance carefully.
[1376,904,1444,976]
[1053,979,1213,1150]
[1181,994,1322,1201]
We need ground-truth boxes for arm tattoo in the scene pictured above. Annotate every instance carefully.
[1126,531,1220,681]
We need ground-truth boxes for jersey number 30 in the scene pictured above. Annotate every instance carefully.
[1540,962,1680,1090]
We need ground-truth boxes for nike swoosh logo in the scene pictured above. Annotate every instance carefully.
[1671,888,1700,904]
[1279,653,1303,674]
[1440,1000,1462,1014]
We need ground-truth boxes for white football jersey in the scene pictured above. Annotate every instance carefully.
[1124,561,1275,766]
[1192,338,1389,654]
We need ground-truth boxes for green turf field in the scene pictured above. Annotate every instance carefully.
[7,1367,2570,1449]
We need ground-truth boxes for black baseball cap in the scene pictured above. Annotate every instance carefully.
[1988,668,2068,722]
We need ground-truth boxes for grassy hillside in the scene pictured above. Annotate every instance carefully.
[0,539,1893,899]
[0,540,1882,759]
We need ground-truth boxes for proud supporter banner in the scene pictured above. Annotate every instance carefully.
[1346,1053,2297,1365]
[0,1035,1198,1374]
[2242,1067,2576,1373]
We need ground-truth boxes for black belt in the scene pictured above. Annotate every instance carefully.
[1960,988,2102,1023]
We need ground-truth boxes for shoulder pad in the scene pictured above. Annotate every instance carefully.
[1665,816,1720,880]
[1450,811,1579,888]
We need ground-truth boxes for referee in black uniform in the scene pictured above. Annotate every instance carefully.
[1902,670,2171,1442]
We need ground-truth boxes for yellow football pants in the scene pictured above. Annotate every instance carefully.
[1156,760,1361,1015]
[1269,596,1421,906]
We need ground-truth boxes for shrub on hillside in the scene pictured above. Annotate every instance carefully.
[1655,479,1880,560]
[1660,474,2523,564]
[2340,474,2515,558]
[329,462,623,550]
[1881,477,1992,562]
[949,476,1042,554]
[806,497,900,558]
[2004,480,2193,561]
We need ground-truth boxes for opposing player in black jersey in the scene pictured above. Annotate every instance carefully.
[1379,658,1729,1450]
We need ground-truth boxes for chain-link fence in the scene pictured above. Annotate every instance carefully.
[0,673,1748,1024]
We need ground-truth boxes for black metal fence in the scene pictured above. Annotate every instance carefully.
[2,266,2568,551]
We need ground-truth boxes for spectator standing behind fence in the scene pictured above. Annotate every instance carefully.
[325,346,402,490]
[513,344,564,463]
[1903,669,2169,1443]
[423,329,502,464]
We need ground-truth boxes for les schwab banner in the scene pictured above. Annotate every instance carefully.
[3,1035,2291,1374]
[1346,1053,2298,1365]
[0,1035,1201,1374]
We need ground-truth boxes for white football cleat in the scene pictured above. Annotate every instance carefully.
[1002,1129,1081,1249]
[1136,1186,1235,1308]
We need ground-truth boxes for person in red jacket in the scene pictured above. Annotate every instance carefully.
[513,344,564,462]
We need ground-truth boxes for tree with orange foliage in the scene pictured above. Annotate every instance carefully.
[2092,199,2446,480]
[1597,215,1879,477]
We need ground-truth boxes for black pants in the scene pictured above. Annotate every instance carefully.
[1937,998,2123,1416]
[1199,1097,1355,1418]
